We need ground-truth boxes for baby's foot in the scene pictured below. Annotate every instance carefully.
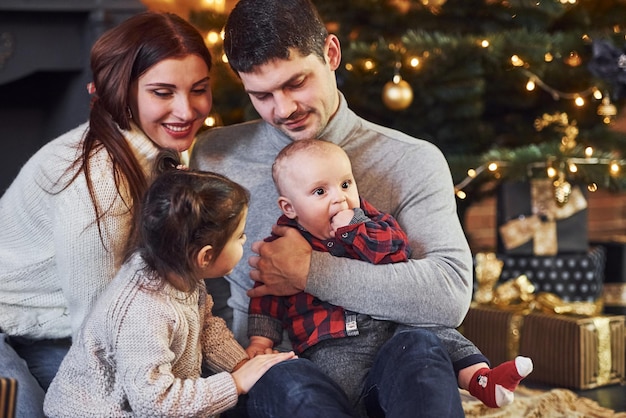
[468,356,533,408]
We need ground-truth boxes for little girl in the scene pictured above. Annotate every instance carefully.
[44,154,296,417]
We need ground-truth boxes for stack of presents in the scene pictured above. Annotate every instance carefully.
[460,179,626,390]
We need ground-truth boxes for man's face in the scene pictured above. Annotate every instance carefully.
[238,37,341,141]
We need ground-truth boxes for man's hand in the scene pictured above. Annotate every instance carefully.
[248,224,312,297]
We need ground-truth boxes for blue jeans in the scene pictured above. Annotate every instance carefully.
[224,358,360,417]
[0,333,70,418]
[362,328,464,417]
[224,328,463,418]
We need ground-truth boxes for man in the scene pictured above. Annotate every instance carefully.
[190,0,472,416]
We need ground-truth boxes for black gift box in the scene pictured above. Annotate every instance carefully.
[497,180,588,255]
[591,240,626,315]
[497,247,606,303]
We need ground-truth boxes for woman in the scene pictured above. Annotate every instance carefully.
[0,11,213,418]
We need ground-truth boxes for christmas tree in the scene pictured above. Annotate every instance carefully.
[189,0,626,210]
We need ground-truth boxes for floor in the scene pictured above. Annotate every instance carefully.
[575,384,626,413]
[525,381,626,413]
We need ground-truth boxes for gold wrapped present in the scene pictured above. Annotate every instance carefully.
[464,254,623,389]
[460,306,625,389]
[0,377,17,418]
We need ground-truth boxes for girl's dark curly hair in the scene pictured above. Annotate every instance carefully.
[131,150,249,291]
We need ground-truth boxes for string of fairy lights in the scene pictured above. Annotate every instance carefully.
[191,0,626,202]
[452,110,626,202]
[341,32,620,118]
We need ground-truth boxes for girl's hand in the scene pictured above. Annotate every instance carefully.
[231,351,297,394]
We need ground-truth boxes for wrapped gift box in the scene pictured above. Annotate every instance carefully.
[0,377,16,418]
[497,247,606,303]
[460,306,625,389]
[591,240,626,315]
[497,180,588,255]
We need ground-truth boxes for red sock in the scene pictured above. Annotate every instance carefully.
[468,356,533,408]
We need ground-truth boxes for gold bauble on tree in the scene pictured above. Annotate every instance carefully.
[382,77,413,111]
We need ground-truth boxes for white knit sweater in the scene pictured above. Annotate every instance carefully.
[44,254,248,418]
[0,122,160,339]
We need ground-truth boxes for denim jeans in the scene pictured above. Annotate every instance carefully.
[223,358,360,417]
[0,333,70,418]
[224,328,463,418]
[362,328,465,418]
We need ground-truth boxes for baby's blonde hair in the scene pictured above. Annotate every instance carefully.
[272,139,345,195]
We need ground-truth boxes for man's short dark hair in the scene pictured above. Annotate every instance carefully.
[223,0,329,73]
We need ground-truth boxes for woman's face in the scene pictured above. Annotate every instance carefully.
[129,54,212,152]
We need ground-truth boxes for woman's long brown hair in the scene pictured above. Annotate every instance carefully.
[64,12,212,248]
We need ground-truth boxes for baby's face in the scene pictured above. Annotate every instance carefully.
[281,149,360,240]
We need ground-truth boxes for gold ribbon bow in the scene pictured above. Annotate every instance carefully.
[473,252,603,316]
[498,179,587,255]
[473,253,611,385]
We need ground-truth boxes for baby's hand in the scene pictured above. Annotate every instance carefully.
[331,209,354,234]
[246,336,274,358]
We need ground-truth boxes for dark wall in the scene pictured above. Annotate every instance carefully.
[0,1,146,194]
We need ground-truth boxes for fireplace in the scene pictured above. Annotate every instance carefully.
[0,1,145,194]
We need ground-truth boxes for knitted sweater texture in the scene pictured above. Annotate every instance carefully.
[190,93,473,342]
[44,254,248,418]
[0,122,160,339]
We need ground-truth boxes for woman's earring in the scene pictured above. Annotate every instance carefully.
[126,106,133,120]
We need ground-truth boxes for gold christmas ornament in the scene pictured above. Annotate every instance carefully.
[553,177,572,206]
[597,95,617,124]
[382,77,413,110]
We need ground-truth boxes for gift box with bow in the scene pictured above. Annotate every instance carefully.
[497,179,588,255]
[462,253,625,389]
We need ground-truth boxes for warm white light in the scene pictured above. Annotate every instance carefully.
[593,89,603,100]
[201,0,225,12]
[568,163,578,173]
[364,60,375,70]
[574,96,585,107]
[456,190,467,199]
[467,168,477,178]
[547,167,557,178]
[585,146,594,157]
[610,162,620,174]
[511,55,524,67]
[409,57,420,68]
[481,40,489,48]
[206,31,220,45]
[204,116,218,127]
[526,79,536,91]
[488,162,498,171]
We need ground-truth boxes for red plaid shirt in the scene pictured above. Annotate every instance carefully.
[248,198,410,354]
